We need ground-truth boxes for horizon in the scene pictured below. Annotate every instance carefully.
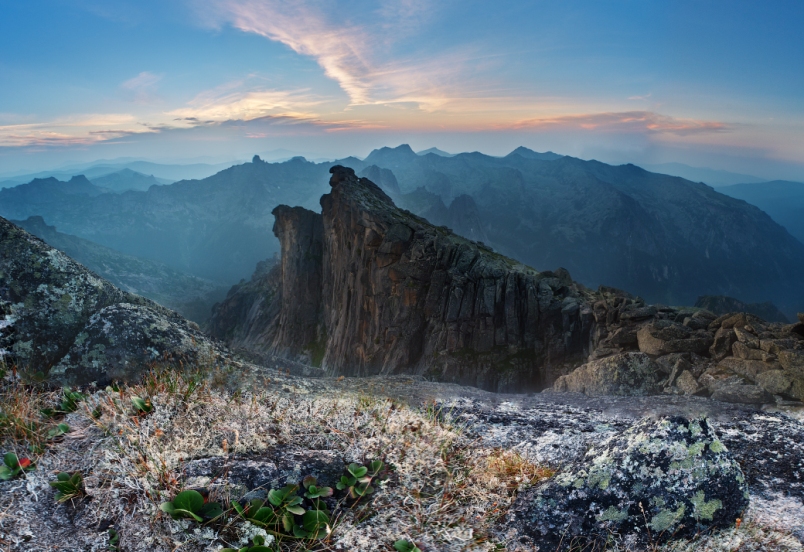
[2,1,803,181]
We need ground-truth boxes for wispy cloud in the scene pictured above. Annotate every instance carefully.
[507,111,730,136]
[120,71,163,104]
[0,114,154,147]
[166,85,323,124]
[193,0,471,110]
[628,93,652,101]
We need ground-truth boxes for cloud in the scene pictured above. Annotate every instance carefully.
[628,93,652,101]
[166,85,323,124]
[193,0,470,110]
[120,71,163,103]
[0,114,155,147]
[507,111,730,136]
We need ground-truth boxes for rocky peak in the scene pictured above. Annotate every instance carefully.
[212,166,598,391]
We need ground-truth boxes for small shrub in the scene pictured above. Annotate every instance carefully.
[50,471,85,503]
[0,452,35,480]
[159,489,222,522]
[46,422,70,440]
[108,528,120,551]
[59,388,85,413]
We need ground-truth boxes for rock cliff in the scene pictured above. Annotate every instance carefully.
[211,166,597,391]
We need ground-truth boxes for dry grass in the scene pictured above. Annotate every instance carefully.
[0,363,802,551]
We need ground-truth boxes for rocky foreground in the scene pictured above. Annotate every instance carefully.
[1,364,803,551]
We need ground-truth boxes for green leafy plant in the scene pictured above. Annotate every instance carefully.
[394,539,422,552]
[233,482,331,539]
[0,452,35,480]
[220,534,273,552]
[131,396,153,415]
[108,528,120,551]
[46,422,70,440]
[59,388,85,413]
[336,460,384,499]
[50,471,85,503]
[234,484,304,533]
[159,489,222,522]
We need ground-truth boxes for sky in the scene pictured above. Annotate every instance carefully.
[1,0,803,179]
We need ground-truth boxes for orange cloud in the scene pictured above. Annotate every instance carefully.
[507,111,730,135]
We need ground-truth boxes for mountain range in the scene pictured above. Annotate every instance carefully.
[2,146,803,318]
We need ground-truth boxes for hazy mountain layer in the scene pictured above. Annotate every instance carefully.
[720,180,804,244]
[89,168,170,192]
[0,156,332,284]
[11,216,227,323]
[3,146,803,316]
[348,145,804,315]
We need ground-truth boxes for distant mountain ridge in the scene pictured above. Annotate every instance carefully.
[719,180,804,245]
[2,145,803,316]
[641,162,767,187]
[337,144,804,315]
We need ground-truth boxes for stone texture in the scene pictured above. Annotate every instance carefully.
[49,303,220,386]
[675,370,704,395]
[711,383,774,405]
[755,369,794,396]
[710,327,737,361]
[499,416,749,550]
[637,320,712,356]
[779,349,804,378]
[551,352,662,396]
[718,357,774,382]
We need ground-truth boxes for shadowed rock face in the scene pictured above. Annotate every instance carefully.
[211,166,596,392]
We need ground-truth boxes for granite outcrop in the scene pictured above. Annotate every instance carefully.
[0,216,223,385]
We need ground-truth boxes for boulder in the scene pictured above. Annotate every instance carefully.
[49,303,222,386]
[637,321,712,356]
[759,338,798,355]
[551,352,662,396]
[500,416,748,550]
[717,357,773,382]
[778,349,804,378]
[732,341,774,362]
[755,370,794,396]
[711,383,773,405]
[709,327,737,361]
[675,369,704,395]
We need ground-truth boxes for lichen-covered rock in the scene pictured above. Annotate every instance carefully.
[0,216,148,370]
[49,303,222,386]
[551,352,662,396]
[500,416,749,550]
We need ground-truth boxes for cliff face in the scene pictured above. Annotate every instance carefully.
[212,166,596,391]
